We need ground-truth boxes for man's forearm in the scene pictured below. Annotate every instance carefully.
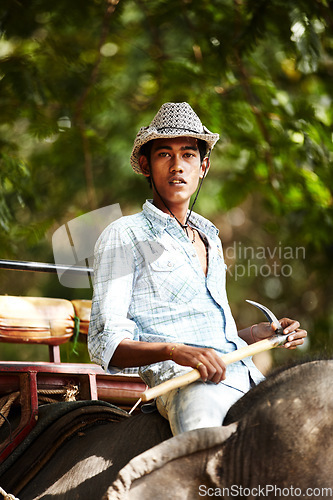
[111,339,174,369]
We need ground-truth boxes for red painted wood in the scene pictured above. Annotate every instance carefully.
[0,362,145,464]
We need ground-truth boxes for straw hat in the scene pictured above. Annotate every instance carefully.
[130,102,220,174]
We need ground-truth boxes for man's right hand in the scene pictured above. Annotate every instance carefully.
[170,343,226,384]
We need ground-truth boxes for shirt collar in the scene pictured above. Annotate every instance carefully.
[188,211,219,239]
[142,200,219,239]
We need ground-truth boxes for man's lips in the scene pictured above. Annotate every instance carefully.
[169,176,186,185]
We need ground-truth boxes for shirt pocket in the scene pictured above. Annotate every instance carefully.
[148,255,198,303]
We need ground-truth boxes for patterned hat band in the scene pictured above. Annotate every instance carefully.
[130,102,220,174]
[155,127,204,134]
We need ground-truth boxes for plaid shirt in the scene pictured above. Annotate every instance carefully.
[88,200,264,392]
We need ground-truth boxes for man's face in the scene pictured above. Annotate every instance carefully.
[139,137,209,210]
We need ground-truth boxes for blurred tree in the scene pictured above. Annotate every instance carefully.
[0,0,332,362]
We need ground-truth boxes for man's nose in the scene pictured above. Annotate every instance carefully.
[170,155,183,172]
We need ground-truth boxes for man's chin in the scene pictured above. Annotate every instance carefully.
[160,192,190,205]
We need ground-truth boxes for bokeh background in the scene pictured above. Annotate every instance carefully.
[1,0,332,367]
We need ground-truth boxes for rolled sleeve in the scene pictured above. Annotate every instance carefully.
[88,225,136,372]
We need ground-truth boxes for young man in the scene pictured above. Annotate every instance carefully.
[88,102,306,435]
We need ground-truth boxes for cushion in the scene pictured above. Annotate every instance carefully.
[0,296,75,344]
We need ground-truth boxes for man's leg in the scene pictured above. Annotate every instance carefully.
[156,380,246,436]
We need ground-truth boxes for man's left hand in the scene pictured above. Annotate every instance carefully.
[252,319,307,349]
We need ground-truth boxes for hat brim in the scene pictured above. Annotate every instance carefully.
[130,127,219,174]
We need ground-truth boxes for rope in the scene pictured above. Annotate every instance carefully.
[0,382,79,422]
[64,384,79,402]
[38,395,59,404]
[0,392,19,429]
[0,383,79,424]
[0,485,20,500]
[37,383,79,403]
[0,382,79,425]
[38,389,66,395]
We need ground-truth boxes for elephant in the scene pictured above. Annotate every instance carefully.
[1,359,332,500]
[106,359,333,499]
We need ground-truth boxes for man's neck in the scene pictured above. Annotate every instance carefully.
[152,197,189,226]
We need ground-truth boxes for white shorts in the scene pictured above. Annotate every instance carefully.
[156,378,250,436]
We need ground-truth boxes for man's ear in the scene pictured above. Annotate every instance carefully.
[139,155,150,177]
[199,157,210,179]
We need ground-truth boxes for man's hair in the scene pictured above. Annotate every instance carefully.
[139,139,208,188]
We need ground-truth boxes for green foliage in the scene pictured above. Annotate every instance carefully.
[0,0,332,364]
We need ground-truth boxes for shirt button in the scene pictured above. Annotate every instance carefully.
[167,261,173,267]
[192,253,196,258]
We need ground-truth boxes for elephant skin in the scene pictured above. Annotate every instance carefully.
[16,410,172,500]
[105,360,333,500]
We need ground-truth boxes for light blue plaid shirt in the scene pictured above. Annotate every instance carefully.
[88,200,264,392]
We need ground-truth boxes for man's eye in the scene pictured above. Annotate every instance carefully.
[159,152,169,157]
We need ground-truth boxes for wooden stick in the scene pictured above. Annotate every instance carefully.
[140,334,288,402]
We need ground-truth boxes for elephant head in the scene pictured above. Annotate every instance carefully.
[104,424,237,499]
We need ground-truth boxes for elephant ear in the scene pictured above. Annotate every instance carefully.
[104,423,237,500]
